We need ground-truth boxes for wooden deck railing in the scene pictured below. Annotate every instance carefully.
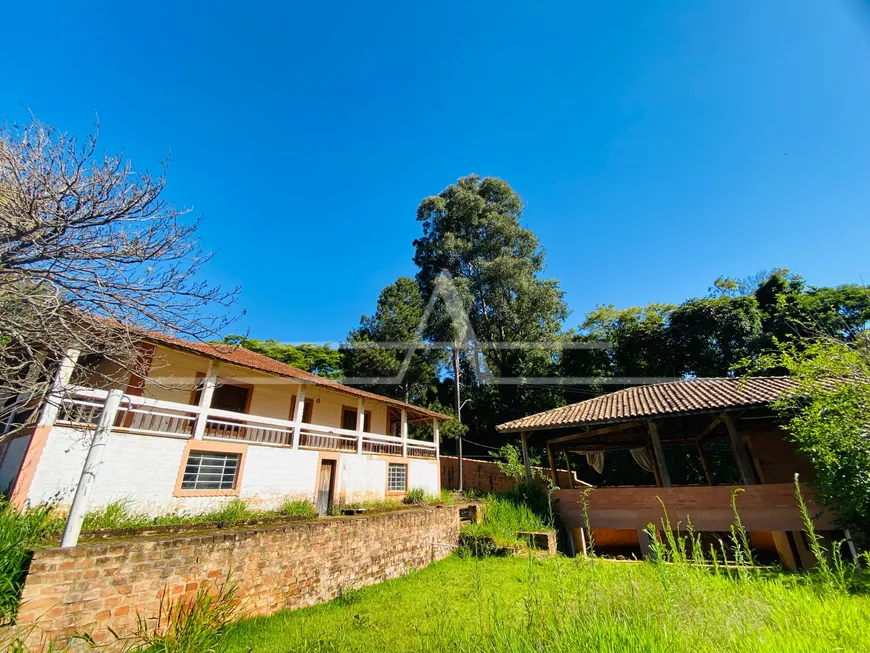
[57,387,439,460]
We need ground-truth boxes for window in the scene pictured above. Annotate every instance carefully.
[387,463,407,493]
[341,407,371,432]
[181,451,241,490]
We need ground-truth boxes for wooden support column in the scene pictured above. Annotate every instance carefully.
[520,431,532,484]
[545,443,558,486]
[722,413,756,485]
[696,442,714,486]
[291,384,307,449]
[647,445,663,487]
[400,408,408,458]
[563,450,576,489]
[192,361,219,440]
[647,421,671,487]
[355,397,365,455]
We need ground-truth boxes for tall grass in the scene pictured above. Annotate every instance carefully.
[221,554,870,652]
[460,484,555,553]
[0,499,62,622]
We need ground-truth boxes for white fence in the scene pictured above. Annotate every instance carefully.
[57,387,439,459]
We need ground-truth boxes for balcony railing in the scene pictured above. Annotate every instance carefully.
[57,387,439,460]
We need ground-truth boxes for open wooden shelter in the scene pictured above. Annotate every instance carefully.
[497,377,843,569]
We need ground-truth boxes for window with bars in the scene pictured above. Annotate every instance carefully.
[387,462,407,492]
[181,451,241,490]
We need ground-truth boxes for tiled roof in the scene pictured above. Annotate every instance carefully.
[497,377,796,432]
[138,329,450,421]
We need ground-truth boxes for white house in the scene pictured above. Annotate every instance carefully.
[0,331,446,517]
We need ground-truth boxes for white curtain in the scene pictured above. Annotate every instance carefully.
[630,447,653,473]
[582,450,605,474]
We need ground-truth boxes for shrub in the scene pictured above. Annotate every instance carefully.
[0,499,63,622]
[128,576,241,653]
[81,499,152,531]
[277,499,317,520]
[403,488,426,505]
[199,499,259,526]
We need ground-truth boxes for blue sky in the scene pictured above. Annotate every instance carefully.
[3,1,870,342]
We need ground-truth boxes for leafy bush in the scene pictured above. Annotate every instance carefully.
[0,499,62,622]
[403,488,426,505]
[460,484,555,555]
[277,499,317,520]
[81,499,153,531]
[128,576,241,653]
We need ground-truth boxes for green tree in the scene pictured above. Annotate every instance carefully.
[754,334,870,532]
[413,175,569,442]
[222,336,343,378]
[342,277,441,403]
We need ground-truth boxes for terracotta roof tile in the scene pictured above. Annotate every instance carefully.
[497,377,795,432]
[138,329,449,421]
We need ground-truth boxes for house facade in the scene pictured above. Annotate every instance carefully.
[497,377,842,570]
[0,332,446,517]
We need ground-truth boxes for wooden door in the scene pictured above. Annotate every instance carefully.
[316,460,336,516]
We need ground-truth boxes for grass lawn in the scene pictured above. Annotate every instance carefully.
[223,554,870,653]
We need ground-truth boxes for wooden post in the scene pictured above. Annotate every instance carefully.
[433,419,440,460]
[563,450,576,489]
[192,361,219,440]
[291,384,307,449]
[648,445,663,487]
[648,421,671,487]
[696,442,714,486]
[723,414,756,485]
[520,431,532,484]
[400,408,408,458]
[355,397,365,454]
[546,443,558,486]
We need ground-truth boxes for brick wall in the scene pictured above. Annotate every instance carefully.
[16,505,460,647]
[440,455,578,494]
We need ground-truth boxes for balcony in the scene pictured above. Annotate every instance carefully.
[57,387,439,460]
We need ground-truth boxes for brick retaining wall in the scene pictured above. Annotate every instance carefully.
[15,505,460,647]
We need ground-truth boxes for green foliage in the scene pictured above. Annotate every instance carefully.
[222,555,870,652]
[403,488,426,505]
[343,277,441,403]
[222,336,343,378]
[460,484,555,553]
[277,499,317,520]
[128,576,241,653]
[413,174,569,439]
[0,499,63,622]
[488,443,528,482]
[752,335,870,532]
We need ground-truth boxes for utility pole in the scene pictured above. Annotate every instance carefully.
[453,346,463,492]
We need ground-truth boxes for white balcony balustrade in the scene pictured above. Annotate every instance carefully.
[56,387,440,459]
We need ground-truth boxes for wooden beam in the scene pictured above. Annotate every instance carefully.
[562,450,576,489]
[647,445,663,487]
[695,413,725,443]
[648,421,671,487]
[546,421,645,445]
[546,443,558,486]
[696,442,714,486]
[520,431,532,484]
[722,414,756,485]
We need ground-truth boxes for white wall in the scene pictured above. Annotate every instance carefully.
[0,434,31,492]
[26,427,440,516]
[239,446,319,506]
[409,459,440,496]
[339,454,388,504]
